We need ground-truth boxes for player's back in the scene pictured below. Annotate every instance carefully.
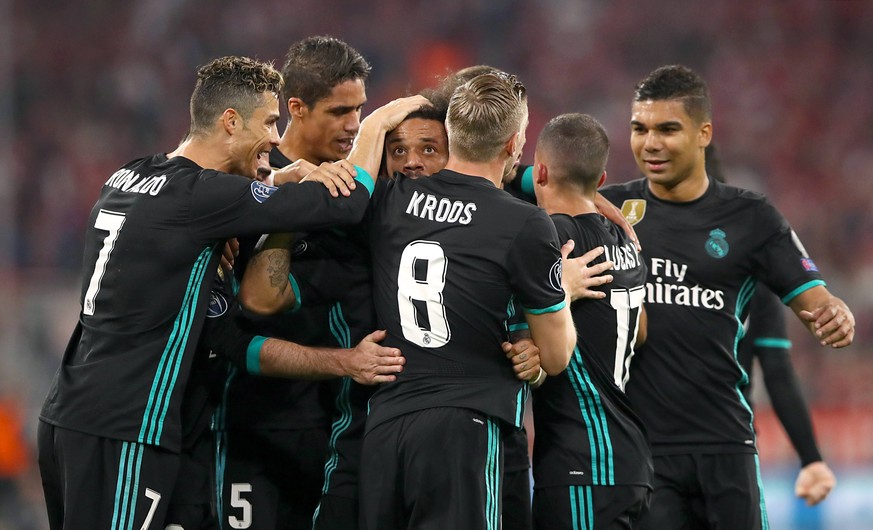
[367,169,565,431]
[532,213,652,488]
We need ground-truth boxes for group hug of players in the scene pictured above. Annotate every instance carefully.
[37,35,854,530]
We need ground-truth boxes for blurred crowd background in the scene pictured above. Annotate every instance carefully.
[1,0,871,528]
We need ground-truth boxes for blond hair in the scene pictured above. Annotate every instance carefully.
[446,73,527,162]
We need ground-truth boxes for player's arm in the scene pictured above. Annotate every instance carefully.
[786,285,854,348]
[525,305,574,375]
[255,330,404,385]
[238,233,297,315]
[507,213,576,375]
[347,95,430,178]
[758,347,836,504]
[204,286,404,385]
[522,239,577,375]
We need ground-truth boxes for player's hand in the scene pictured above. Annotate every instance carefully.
[221,238,239,270]
[300,160,358,198]
[345,330,405,385]
[798,298,855,348]
[594,192,640,252]
[274,159,317,186]
[361,95,431,134]
[503,339,541,382]
[795,461,836,506]
[562,246,614,301]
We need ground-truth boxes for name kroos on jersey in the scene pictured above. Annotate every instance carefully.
[405,191,477,225]
[647,257,725,310]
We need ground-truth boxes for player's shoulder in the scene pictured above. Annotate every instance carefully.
[710,178,768,204]
[709,179,783,220]
[599,177,647,201]
[552,212,626,248]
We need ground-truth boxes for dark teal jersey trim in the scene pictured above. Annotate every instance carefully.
[733,277,758,430]
[139,246,212,445]
[353,165,375,197]
[753,337,792,349]
[320,303,354,498]
[525,299,567,315]
[111,442,144,530]
[566,347,614,485]
[287,273,302,313]
[246,336,267,375]
[781,279,825,304]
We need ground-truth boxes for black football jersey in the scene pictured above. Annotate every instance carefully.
[532,213,653,488]
[40,154,372,451]
[600,177,824,454]
[366,170,567,431]
[219,147,361,432]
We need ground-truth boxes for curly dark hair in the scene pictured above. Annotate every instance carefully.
[189,56,283,135]
[634,64,711,123]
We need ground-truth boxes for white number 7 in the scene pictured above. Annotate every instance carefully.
[139,488,161,530]
[83,210,125,316]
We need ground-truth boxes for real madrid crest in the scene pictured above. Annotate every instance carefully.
[705,229,729,259]
[620,200,646,226]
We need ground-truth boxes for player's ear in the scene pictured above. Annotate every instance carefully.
[504,132,518,158]
[288,97,306,120]
[534,162,548,187]
[597,171,607,189]
[221,108,239,135]
[698,121,712,148]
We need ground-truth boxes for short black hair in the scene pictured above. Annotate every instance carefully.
[634,65,711,124]
[280,35,371,107]
[406,87,450,124]
[537,113,609,191]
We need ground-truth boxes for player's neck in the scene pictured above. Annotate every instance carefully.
[444,157,505,188]
[540,188,598,217]
[277,132,315,165]
[168,136,234,173]
[648,171,709,202]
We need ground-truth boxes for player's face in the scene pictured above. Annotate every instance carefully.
[296,78,367,164]
[235,92,281,180]
[384,118,449,178]
[630,99,710,189]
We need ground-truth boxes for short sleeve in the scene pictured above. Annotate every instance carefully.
[748,202,825,303]
[506,210,566,314]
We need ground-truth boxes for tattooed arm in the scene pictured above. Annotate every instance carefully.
[238,233,299,315]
